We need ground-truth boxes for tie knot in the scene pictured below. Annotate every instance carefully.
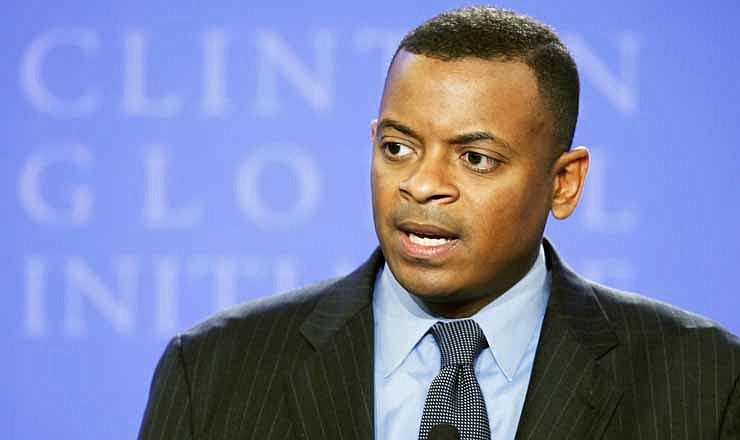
[430,320,488,367]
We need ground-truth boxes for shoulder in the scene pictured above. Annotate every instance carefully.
[590,280,740,354]
[192,276,339,333]
[174,276,343,359]
[586,281,740,418]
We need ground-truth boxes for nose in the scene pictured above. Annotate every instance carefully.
[399,150,459,204]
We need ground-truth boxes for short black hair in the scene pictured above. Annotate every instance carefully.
[391,6,579,155]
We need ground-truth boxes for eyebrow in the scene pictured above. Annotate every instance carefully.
[376,118,421,141]
[377,118,516,154]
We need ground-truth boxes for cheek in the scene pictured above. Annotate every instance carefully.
[370,162,395,216]
[465,175,545,239]
[371,150,399,190]
[370,157,382,198]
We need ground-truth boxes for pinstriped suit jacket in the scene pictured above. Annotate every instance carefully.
[138,239,740,439]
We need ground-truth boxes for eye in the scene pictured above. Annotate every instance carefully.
[462,151,500,173]
[381,142,414,160]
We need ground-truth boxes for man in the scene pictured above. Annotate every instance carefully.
[138,7,740,440]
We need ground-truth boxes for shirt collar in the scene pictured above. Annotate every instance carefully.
[373,244,550,381]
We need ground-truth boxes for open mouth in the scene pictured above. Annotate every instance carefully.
[396,221,461,258]
[395,220,461,260]
[398,228,460,260]
[406,231,456,247]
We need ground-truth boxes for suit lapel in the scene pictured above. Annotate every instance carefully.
[515,239,622,439]
[285,249,383,440]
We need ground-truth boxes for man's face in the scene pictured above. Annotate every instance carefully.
[371,51,557,311]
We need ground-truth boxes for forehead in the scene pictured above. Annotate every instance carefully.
[380,51,549,147]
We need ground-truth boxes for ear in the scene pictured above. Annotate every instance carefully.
[370,119,378,140]
[551,146,589,219]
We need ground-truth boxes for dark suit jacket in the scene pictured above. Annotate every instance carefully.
[138,239,740,439]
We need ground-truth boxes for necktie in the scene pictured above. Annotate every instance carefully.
[418,319,491,440]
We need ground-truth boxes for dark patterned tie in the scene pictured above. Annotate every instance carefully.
[418,320,491,440]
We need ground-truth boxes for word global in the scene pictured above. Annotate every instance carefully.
[17,145,637,233]
[19,145,322,230]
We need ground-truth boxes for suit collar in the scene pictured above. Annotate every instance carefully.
[299,239,619,357]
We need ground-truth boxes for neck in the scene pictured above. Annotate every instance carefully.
[422,295,499,318]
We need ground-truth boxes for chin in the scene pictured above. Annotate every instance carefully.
[394,267,462,298]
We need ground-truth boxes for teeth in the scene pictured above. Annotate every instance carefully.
[408,232,452,246]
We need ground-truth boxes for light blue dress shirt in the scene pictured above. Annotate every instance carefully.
[372,245,551,440]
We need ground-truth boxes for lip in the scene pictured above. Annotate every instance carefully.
[397,229,460,261]
[397,220,459,239]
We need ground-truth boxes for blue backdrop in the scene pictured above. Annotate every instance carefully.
[2,1,739,438]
